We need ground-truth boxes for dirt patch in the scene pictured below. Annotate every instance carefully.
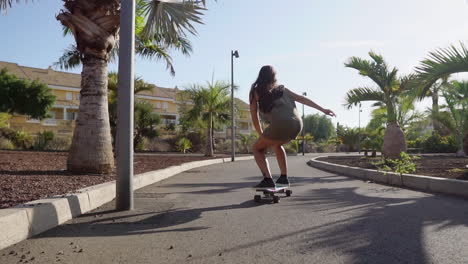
[0,150,228,209]
[318,155,468,180]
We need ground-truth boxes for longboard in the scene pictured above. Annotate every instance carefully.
[254,186,292,203]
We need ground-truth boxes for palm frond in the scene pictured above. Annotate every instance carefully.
[0,0,27,11]
[135,39,175,75]
[344,87,384,109]
[53,45,81,70]
[141,0,205,43]
[415,42,468,98]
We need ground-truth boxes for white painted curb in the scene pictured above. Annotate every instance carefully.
[307,156,468,198]
[0,156,254,250]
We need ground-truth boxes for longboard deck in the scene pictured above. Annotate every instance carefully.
[254,186,292,203]
[255,186,288,193]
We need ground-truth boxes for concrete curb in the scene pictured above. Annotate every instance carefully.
[0,156,254,250]
[307,156,468,199]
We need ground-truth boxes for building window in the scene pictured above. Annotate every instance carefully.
[155,102,161,109]
[66,92,72,101]
[75,93,80,100]
[66,112,77,120]
[162,102,168,110]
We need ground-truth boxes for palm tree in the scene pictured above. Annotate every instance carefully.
[415,43,468,155]
[53,0,195,74]
[0,0,205,174]
[344,51,413,159]
[431,81,468,156]
[107,72,155,147]
[182,81,231,157]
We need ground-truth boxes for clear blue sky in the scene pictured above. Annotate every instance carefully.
[1,0,468,127]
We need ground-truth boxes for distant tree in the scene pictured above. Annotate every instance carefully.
[0,68,55,119]
[337,125,360,152]
[303,114,335,141]
[432,80,468,156]
[180,81,231,156]
[415,43,468,156]
[134,101,161,150]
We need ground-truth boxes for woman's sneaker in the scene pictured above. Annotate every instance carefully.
[275,175,290,187]
[253,178,276,189]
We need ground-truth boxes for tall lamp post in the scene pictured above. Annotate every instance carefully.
[302,92,307,156]
[358,103,362,154]
[116,0,135,211]
[231,50,239,162]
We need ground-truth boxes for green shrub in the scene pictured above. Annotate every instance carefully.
[422,133,458,153]
[176,137,192,153]
[407,138,424,149]
[284,140,299,154]
[12,130,33,149]
[34,131,55,150]
[0,138,14,150]
[165,123,176,131]
[0,113,11,128]
[372,152,419,177]
[0,127,15,140]
[44,137,71,151]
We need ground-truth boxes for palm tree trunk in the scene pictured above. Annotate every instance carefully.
[432,93,441,134]
[383,121,407,159]
[205,114,214,156]
[67,57,114,174]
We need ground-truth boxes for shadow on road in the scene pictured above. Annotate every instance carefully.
[35,200,261,240]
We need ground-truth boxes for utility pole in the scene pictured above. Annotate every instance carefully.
[358,103,362,155]
[230,50,239,162]
[116,0,135,211]
[302,92,307,156]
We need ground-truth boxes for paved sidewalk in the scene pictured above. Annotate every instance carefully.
[1,154,468,263]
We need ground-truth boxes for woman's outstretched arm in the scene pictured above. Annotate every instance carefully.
[249,94,263,135]
[286,88,336,117]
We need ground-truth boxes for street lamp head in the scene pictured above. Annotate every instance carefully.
[232,50,239,58]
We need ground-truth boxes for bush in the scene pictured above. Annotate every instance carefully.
[34,131,55,150]
[217,139,231,153]
[165,123,176,131]
[0,127,15,140]
[284,140,299,154]
[44,136,71,151]
[422,133,458,153]
[0,138,14,150]
[146,137,174,152]
[12,130,33,149]
[0,113,11,128]
[176,137,192,153]
[407,138,424,149]
[186,132,204,152]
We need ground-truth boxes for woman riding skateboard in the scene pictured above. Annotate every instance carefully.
[249,65,336,189]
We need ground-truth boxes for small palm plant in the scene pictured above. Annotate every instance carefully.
[176,137,192,154]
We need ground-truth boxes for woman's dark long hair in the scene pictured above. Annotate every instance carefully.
[249,65,284,113]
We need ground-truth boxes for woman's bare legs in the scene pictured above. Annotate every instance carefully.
[273,144,288,175]
[253,136,288,179]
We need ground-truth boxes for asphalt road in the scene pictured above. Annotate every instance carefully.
[1,154,468,264]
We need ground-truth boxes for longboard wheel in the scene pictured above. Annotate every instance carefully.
[286,190,292,197]
[254,195,261,203]
[273,196,280,203]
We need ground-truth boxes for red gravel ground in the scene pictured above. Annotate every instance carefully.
[318,155,468,180]
[0,150,226,209]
